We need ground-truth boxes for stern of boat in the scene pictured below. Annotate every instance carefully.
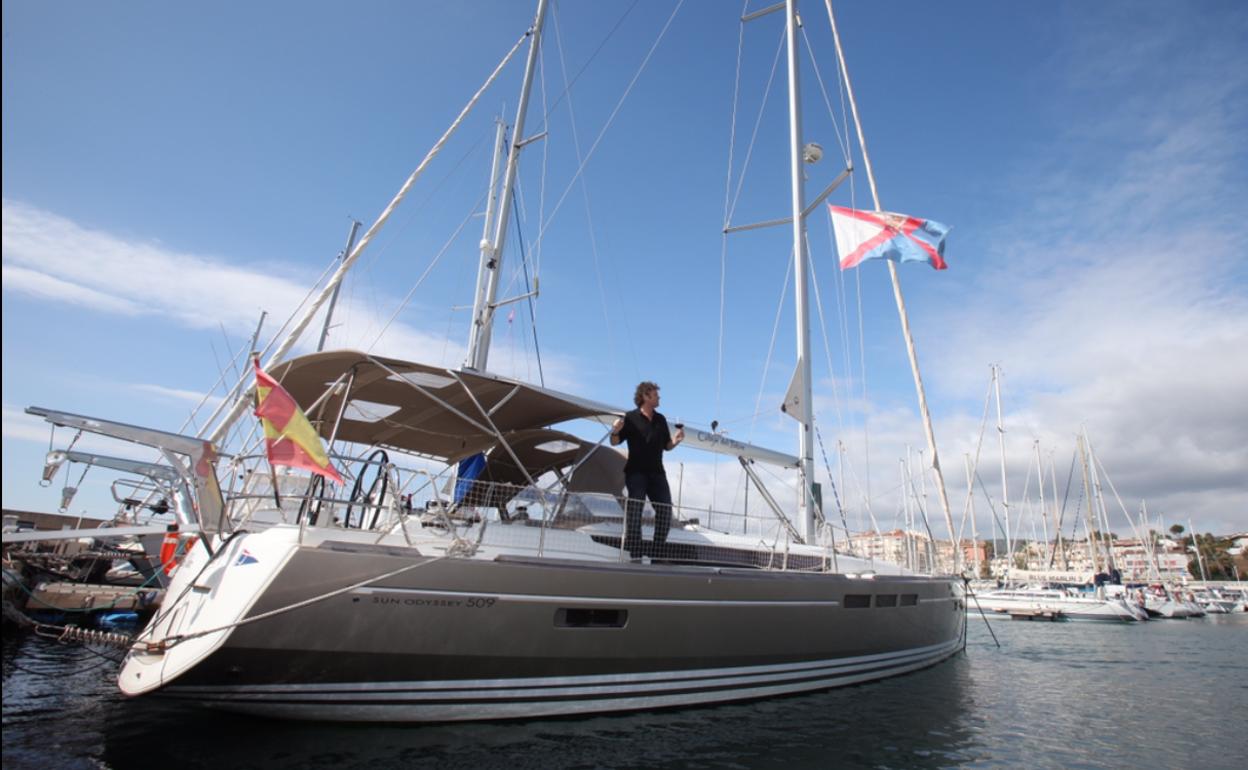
[118,527,299,696]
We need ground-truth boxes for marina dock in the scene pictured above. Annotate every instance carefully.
[1007,608,1065,621]
[26,581,161,613]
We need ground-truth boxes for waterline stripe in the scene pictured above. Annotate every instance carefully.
[166,638,962,697]
[160,644,961,712]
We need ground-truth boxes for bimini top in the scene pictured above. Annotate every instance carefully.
[267,350,619,463]
[268,350,800,469]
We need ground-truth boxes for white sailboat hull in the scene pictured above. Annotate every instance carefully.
[974,589,1141,622]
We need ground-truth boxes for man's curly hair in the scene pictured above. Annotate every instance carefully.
[633,381,659,407]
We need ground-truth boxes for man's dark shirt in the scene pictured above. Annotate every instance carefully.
[619,408,671,474]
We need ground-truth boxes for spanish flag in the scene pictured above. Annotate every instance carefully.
[253,357,343,484]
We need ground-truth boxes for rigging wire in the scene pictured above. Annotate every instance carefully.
[509,185,546,386]
[717,0,750,421]
[852,254,871,515]
[824,3,873,521]
[199,256,336,451]
[550,6,636,381]
[748,247,794,447]
[365,189,489,354]
[814,423,851,536]
[725,26,788,226]
[1092,452,1136,540]
[528,0,686,258]
[205,25,535,450]
[539,0,644,122]
[1046,445,1079,568]
[806,233,848,433]
[838,438,879,536]
[826,205,857,436]
[905,467,940,570]
[799,24,852,164]
[973,467,1011,555]
[958,374,996,544]
[501,137,535,377]
[353,124,496,354]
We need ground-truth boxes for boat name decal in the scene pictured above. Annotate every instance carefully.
[694,431,746,451]
[370,595,497,609]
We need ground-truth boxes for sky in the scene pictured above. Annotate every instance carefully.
[4,0,1246,542]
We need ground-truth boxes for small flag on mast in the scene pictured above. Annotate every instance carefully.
[828,205,950,270]
[253,357,343,484]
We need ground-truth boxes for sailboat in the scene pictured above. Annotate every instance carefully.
[972,585,1142,622]
[27,0,965,721]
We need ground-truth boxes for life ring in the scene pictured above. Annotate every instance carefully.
[158,526,178,571]
[159,527,198,575]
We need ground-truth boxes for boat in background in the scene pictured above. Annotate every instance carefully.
[974,585,1143,622]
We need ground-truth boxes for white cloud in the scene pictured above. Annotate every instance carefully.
[132,383,224,409]
[1,199,583,383]
[3,199,311,331]
[2,264,144,315]
[918,13,1248,536]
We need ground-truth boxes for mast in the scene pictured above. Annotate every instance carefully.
[965,454,981,577]
[467,0,550,372]
[1190,518,1209,581]
[993,364,1012,562]
[466,117,508,364]
[1077,432,1100,574]
[825,0,959,571]
[1140,501,1166,582]
[1050,447,1066,568]
[784,0,817,542]
[1085,434,1115,572]
[317,220,362,352]
[1034,440,1050,565]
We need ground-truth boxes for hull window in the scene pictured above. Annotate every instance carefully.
[875,594,898,608]
[844,594,871,609]
[900,594,919,606]
[555,608,628,628]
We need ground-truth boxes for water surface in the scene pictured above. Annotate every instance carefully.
[4,613,1245,769]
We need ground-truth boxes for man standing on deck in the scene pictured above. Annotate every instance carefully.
[610,381,684,560]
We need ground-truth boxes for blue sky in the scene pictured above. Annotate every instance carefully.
[4,0,1246,539]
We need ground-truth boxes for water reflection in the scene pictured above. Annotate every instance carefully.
[8,616,1247,770]
[95,655,977,770]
